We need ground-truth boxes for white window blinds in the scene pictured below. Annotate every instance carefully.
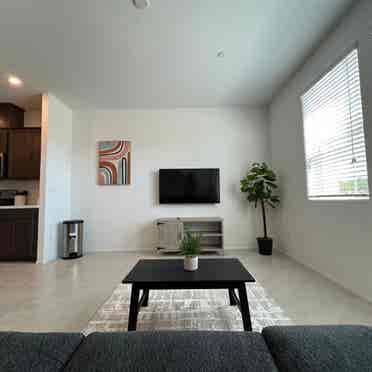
[301,48,369,199]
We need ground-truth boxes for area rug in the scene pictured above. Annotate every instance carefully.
[83,282,292,334]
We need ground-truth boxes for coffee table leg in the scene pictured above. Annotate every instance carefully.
[128,284,140,331]
[237,284,252,331]
[142,289,149,307]
[228,288,237,305]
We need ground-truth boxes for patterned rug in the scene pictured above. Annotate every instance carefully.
[83,282,292,334]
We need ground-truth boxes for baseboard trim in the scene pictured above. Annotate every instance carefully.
[85,248,153,254]
[84,245,257,254]
[224,245,257,251]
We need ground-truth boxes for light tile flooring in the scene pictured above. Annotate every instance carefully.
[0,251,372,332]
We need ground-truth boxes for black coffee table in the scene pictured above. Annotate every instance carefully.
[122,258,255,331]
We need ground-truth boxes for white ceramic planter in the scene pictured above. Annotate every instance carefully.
[184,256,198,271]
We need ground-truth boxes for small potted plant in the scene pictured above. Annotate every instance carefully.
[179,232,201,271]
[240,162,280,255]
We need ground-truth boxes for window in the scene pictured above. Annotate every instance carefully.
[301,47,369,200]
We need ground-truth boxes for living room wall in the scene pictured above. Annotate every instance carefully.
[269,0,372,302]
[38,94,73,263]
[71,107,270,252]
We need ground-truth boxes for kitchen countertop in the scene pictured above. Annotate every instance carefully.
[0,205,39,209]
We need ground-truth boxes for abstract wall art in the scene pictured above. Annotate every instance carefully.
[98,140,131,185]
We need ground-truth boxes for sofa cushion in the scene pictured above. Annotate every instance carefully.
[262,325,372,372]
[0,332,84,372]
[65,331,279,372]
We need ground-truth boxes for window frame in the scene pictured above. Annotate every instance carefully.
[300,42,370,201]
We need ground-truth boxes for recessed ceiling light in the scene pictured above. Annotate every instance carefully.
[217,50,225,58]
[8,75,23,87]
[132,0,150,10]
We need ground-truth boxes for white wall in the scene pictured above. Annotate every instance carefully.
[38,94,72,263]
[71,107,270,252]
[269,0,372,302]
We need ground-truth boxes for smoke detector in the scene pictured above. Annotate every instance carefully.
[132,0,150,10]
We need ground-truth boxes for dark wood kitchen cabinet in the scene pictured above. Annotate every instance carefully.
[0,208,38,261]
[8,128,41,179]
[0,103,24,129]
[0,130,8,153]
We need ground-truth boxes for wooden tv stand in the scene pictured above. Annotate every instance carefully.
[156,217,224,255]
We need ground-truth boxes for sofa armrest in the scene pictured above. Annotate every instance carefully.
[262,325,372,372]
[0,332,84,372]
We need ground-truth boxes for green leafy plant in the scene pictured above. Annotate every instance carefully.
[240,162,280,238]
[179,232,201,257]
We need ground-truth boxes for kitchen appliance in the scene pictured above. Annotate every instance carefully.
[61,220,84,259]
[0,189,17,206]
[15,191,28,206]
[0,152,7,178]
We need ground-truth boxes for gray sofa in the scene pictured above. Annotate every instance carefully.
[1,326,372,372]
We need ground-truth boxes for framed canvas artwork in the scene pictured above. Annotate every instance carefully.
[98,140,131,185]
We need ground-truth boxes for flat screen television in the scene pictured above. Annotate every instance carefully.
[159,168,220,204]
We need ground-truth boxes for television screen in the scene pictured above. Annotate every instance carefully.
[159,169,220,204]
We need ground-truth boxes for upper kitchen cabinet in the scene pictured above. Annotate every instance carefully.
[0,103,24,128]
[8,128,41,179]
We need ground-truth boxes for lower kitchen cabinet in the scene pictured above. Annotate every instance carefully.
[0,208,38,261]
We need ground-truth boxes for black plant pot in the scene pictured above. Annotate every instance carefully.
[257,237,273,255]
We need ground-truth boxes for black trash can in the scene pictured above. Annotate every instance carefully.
[61,220,84,259]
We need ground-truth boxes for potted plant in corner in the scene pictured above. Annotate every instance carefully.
[180,232,201,271]
[240,162,280,255]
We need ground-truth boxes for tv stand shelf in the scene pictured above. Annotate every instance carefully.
[156,217,224,255]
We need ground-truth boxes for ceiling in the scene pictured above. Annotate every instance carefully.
[0,0,355,109]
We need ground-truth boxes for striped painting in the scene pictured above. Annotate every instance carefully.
[98,141,131,185]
